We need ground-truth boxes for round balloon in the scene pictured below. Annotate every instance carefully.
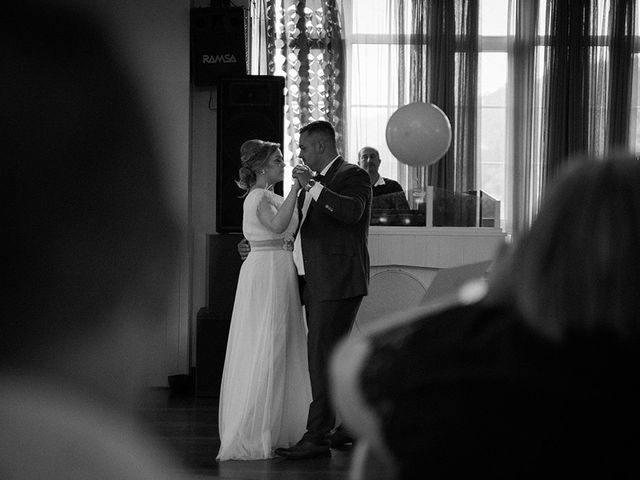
[385,102,452,166]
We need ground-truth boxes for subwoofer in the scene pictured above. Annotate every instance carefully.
[190,7,247,85]
[216,75,285,233]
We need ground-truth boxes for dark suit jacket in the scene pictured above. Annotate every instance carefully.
[299,157,372,302]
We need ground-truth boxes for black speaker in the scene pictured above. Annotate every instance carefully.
[195,234,244,397]
[190,7,247,86]
[216,75,285,233]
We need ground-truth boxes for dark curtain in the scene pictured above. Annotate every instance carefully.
[607,0,637,150]
[541,0,637,185]
[398,0,479,194]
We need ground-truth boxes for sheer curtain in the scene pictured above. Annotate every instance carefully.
[505,0,542,237]
[340,0,404,180]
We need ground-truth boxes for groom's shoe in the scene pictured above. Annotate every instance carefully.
[275,440,331,460]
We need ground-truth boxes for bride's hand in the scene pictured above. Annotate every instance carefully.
[291,176,302,191]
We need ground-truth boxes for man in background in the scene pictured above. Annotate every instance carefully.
[358,146,410,210]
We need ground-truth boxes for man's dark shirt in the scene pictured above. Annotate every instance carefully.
[371,177,410,210]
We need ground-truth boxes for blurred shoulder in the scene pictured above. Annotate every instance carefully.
[363,294,524,357]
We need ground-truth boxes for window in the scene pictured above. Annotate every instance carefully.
[478,0,508,215]
[341,0,640,231]
[343,0,508,228]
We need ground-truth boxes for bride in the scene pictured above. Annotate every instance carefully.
[217,139,312,461]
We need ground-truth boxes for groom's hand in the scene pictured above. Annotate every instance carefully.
[237,238,250,261]
[293,164,313,189]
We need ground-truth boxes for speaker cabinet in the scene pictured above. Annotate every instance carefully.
[195,234,244,397]
[190,7,247,85]
[216,75,285,233]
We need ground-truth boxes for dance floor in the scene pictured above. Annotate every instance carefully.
[137,387,353,479]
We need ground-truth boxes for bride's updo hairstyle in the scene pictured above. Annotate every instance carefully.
[236,139,280,196]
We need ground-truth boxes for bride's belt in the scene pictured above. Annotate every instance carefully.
[250,238,294,252]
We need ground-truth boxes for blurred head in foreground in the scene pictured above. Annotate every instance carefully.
[488,153,640,341]
[1,1,179,402]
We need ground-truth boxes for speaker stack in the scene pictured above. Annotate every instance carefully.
[190,7,247,85]
[216,75,285,233]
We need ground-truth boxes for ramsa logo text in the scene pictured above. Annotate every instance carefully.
[202,54,237,64]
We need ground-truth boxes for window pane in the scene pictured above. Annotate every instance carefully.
[479,52,507,106]
[478,52,506,226]
[479,107,506,203]
[479,0,509,36]
[351,44,398,105]
[351,0,395,35]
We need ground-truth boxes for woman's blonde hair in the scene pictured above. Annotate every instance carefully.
[235,139,280,196]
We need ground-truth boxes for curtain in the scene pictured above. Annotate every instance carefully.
[506,0,542,237]
[340,0,403,181]
[258,0,638,231]
[395,0,478,226]
[542,0,638,189]
[263,0,345,164]
[606,0,637,150]
[250,0,270,75]
[506,0,638,238]
[398,0,479,195]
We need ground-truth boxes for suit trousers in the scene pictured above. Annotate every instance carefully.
[301,279,362,445]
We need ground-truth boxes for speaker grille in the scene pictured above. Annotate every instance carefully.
[190,7,247,85]
[216,76,285,233]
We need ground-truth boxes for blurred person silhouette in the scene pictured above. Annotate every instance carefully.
[331,154,640,479]
[358,146,410,210]
[1,2,185,479]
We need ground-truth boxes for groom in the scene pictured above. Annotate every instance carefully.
[239,120,372,459]
[279,120,371,459]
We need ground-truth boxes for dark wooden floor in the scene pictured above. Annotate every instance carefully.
[136,388,353,479]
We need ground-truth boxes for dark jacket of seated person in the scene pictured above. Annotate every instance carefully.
[355,299,640,479]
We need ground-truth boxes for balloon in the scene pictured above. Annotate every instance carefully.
[385,102,452,166]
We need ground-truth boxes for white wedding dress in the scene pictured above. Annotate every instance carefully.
[217,188,312,461]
